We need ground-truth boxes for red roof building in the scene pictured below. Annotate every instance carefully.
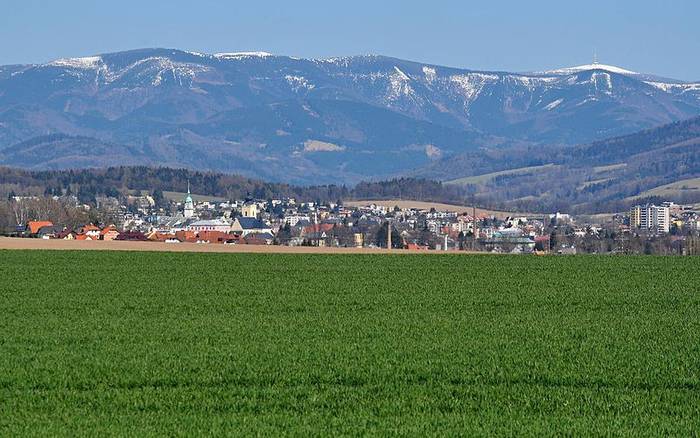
[147,231,174,242]
[27,221,53,235]
[174,230,198,243]
[100,225,120,241]
[196,230,235,244]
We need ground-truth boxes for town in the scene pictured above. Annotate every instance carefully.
[3,183,699,255]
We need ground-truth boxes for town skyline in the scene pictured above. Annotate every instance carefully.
[5,181,697,255]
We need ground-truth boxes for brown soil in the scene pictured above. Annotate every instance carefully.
[0,237,473,255]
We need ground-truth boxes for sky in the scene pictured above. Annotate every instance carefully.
[1,0,698,80]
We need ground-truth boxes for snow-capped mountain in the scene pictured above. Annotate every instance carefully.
[0,48,698,183]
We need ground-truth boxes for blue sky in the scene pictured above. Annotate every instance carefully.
[2,0,698,80]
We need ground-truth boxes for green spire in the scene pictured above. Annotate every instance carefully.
[185,180,192,203]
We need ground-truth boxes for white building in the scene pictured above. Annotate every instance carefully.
[630,204,670,233]
[285,214,310,227]
[241,203,259,218]
[186,218,232,233]
[231,217,273,236]
[549,212,571,223]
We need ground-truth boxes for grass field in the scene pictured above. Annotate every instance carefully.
[629,177,700,200]
[593,163,627,174]
[445,164,558,185]
[1,251,699,435]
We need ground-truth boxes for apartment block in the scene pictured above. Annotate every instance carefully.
[630,204,670,233]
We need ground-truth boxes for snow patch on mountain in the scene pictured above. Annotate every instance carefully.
[103,57,211,86]
[590,72,614,95]
[507,75,559,87]
[214,52,273,60]
[545,98,564,110]
[449,73,499,103]
[645,81,700,93]
[540,63,638,76]
[285,75,315,91]
[386,67,417,102]
[393,66,410,81]
[315,55,381,66]
[48,56,102,69]
[422,66,437,84]
[184,50,208,57]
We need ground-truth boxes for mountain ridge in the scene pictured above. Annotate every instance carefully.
[1,48,699,184]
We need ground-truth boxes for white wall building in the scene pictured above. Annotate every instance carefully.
[186,218,232,233]
[242,203,259,218]
[630,204,670,233]
[285,214,310,227]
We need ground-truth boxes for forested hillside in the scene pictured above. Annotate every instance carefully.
[417,116,700,213]
[2,116,699,214]
[0,166,464,206]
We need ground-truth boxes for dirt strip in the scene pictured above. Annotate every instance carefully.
[0,237,476,255]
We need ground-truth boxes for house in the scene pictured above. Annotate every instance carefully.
[27,221,53,235]
[36,225,62,239]
[304,231,328,247]
[285,214,310,226]
[186,218,231,233]
[147,231,176,242]
[301,223,335,236]
[174,230,198,243]
[79,224,101,239]
[242,232,274,245]
[115,231,148,241]
[231,217,272,236]
[354,233,364,248]
[100,225,120,241]
[195,230,235,244]
[57,229,76,240]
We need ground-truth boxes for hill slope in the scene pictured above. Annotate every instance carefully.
[434,116,700,213]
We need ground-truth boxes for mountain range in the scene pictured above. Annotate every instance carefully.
[1,48,699,185]
[1,115,699,214]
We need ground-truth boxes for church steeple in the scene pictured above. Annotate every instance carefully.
[184,179,195,218]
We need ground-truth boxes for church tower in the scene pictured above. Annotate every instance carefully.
[184,180,195,218]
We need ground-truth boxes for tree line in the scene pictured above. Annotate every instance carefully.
[0,166,466,207]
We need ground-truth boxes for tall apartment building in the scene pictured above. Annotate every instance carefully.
[630,204,670,233]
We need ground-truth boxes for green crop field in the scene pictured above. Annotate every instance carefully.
[1,251,699,435]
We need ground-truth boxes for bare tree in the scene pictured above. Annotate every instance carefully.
[11,198,31,226]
